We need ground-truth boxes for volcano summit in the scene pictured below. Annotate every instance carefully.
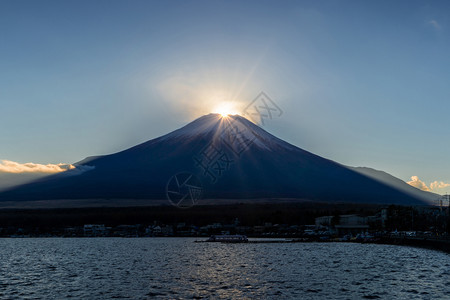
[0,114,434,206]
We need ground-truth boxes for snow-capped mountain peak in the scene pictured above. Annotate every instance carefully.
[160,113,296,152]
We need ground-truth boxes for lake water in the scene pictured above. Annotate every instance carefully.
[0,238,448,299]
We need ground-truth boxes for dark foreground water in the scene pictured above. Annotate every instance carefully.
[0,238,448,299]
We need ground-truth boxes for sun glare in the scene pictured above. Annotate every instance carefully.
[213,102,240,117]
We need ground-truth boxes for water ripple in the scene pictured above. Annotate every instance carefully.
[0,238,448,299]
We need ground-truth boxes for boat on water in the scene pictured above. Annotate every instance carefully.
[206,235,249,243]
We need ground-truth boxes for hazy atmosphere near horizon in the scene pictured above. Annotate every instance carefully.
[1,0,450,195]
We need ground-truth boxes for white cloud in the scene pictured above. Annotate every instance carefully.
[0,160,75,174]
[430,181,450,190]
[407,176,430,191]
[407,175,450,192]
[0,160,95,191]
[429,19,441,31]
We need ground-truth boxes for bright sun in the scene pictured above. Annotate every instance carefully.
[213,102,239,117]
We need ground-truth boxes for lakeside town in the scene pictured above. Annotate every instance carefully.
[1,204,448,240]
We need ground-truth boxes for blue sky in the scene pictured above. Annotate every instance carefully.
[1,0,450,194]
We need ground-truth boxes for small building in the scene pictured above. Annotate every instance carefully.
[161,225,174,236]
[315,214,370,236]
[153,225,162,235]
[315,216,334,228]
[253,226,265,233]
[84,224,107,237]
[335,215,369,236]
[113,225,138,237]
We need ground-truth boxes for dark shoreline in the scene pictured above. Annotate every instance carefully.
[194,236,450,254]
[0,202,448,255]
[1,234,449,254]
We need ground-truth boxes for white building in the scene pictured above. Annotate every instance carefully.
[315,214,370,236]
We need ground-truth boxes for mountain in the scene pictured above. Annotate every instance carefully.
[350,167,440,203]
[0,114,432,206]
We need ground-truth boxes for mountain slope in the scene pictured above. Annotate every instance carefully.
[0,114,430,205]
[350,167,439,203]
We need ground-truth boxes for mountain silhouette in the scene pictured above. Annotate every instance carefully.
[0,114,430,205]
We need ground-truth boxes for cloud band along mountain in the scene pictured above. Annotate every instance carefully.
[0,114,431,205]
